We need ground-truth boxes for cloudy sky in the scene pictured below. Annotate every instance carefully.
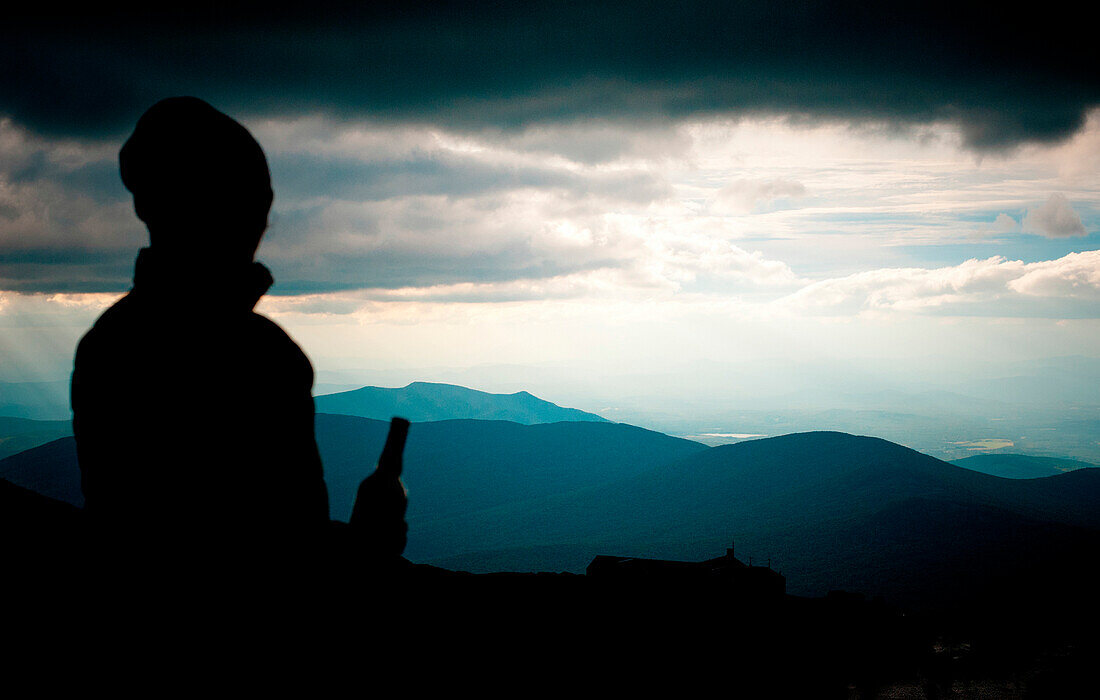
[2,2,1098,406]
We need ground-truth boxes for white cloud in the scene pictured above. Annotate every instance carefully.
[708,178,807,215]
[991,213,1020,233]
[0,290,118,327]
[490,122,693,165]
[779,250,1100,318]
[1046,108,1100,184]
[1022,193,1087,238]
[1008,251,1100,298]
[639,234,802,292]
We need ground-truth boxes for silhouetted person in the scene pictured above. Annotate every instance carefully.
[71,97,330,564]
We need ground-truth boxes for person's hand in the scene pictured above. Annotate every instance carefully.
[350,418,410,558]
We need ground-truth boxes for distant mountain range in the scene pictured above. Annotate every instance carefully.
[3,418,1098,609]
[0,380,608,427]
[0,379,609,464]
[314,381,609,424]
[0,381,71,421]
[950,453,1096,479]
[0,417,73,461]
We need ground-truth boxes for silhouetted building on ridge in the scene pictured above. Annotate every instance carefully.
[586,542,785,597]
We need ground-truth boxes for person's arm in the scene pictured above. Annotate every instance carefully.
[274,345,330,529]
[296,388,331,526]
[71,329,114,516]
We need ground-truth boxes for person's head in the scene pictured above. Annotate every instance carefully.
[120,97,273,264]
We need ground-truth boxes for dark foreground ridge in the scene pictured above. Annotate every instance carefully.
[5,474,1098,697]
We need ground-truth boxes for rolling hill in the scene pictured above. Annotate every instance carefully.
[409,432,1100,605]
[0,415,707,523]
[4,424,1098,608]
[314,381,608,424]
[0,417,73,461]
[0,436,81,506]
[950,452,1096,479]
[316,414,705,521]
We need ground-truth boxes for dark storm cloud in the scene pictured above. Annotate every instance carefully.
[0,249,136,293]
[269,152,670,203]
[3,1,1096,151]
[8,156,124,203]
[266,244,629,296]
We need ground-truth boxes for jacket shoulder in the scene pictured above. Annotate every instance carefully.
[73,294,138,363]
[246,312,315,384]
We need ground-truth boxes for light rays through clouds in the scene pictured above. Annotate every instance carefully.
[1,107,1099,381]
